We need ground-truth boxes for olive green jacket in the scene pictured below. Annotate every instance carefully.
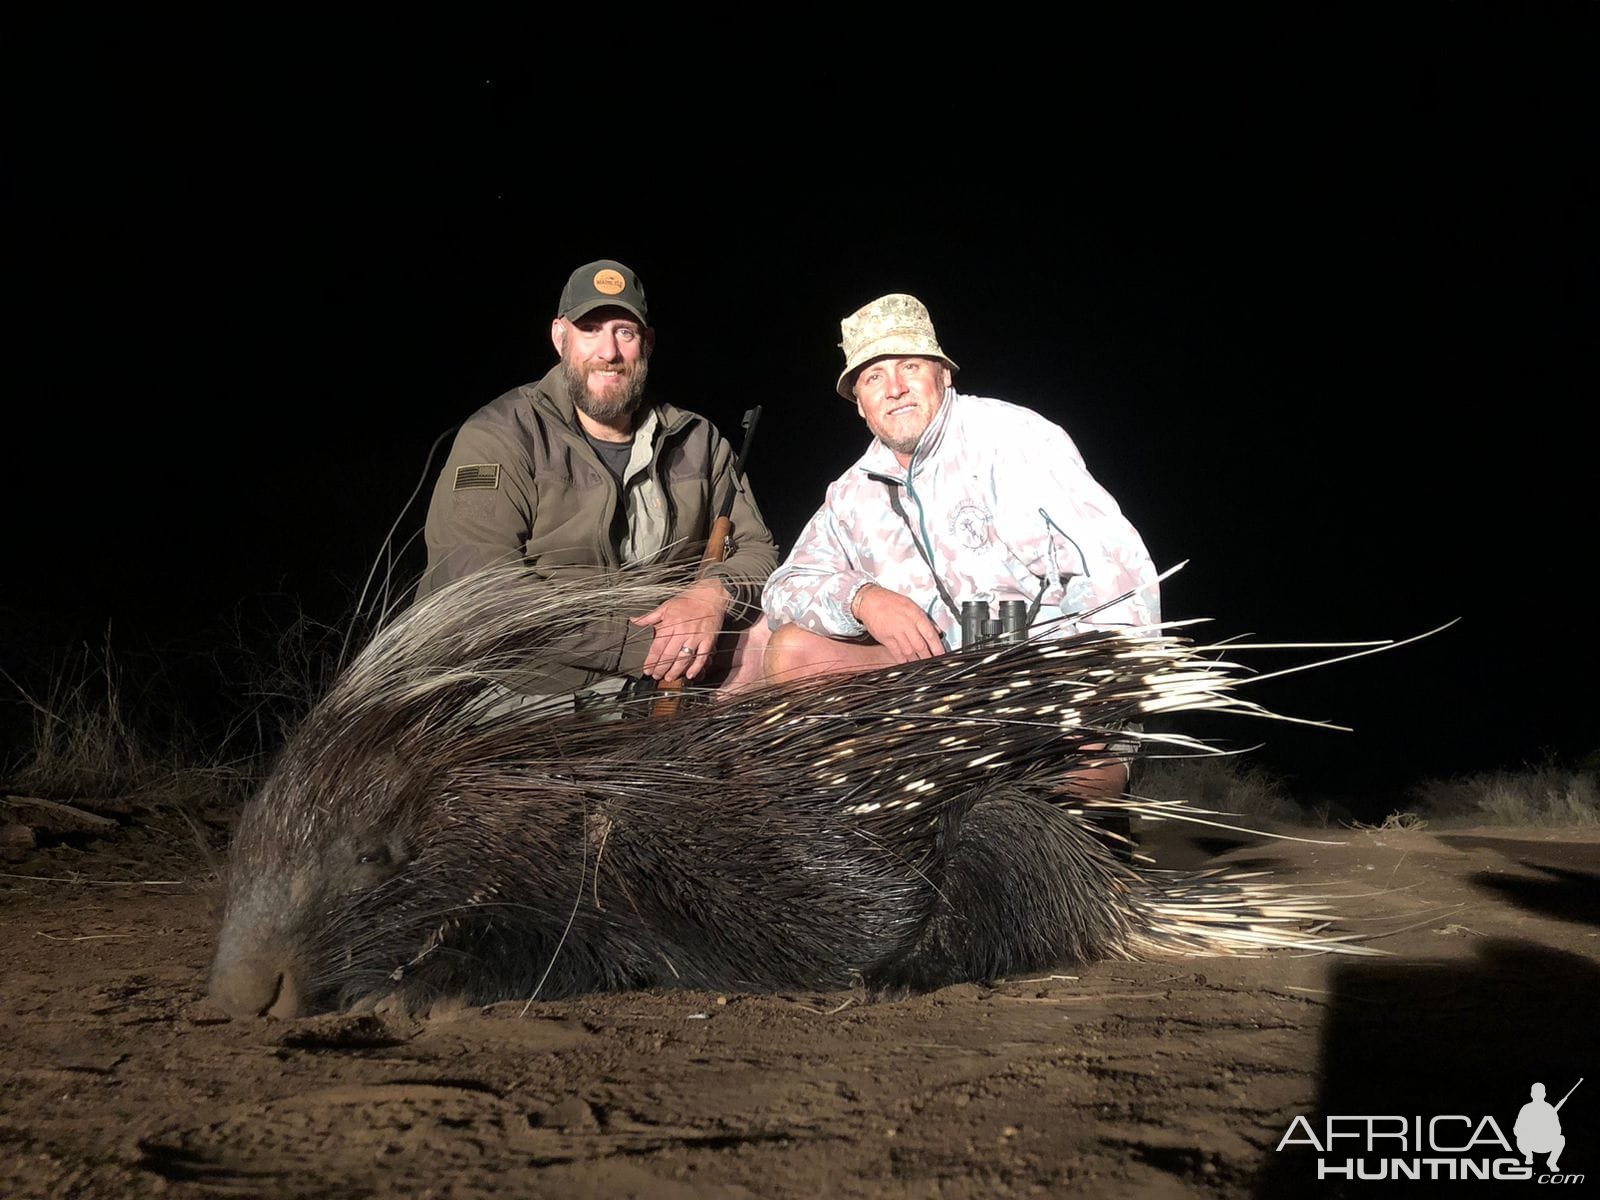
[415,368,777,679]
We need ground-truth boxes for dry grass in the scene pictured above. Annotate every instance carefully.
[1139,750,1600,834]
[1136,754,1304,826]
[2,638,263,880]
[1,593,381,883]
[5,596,359,803]
[1409,759,1600,827]
[5,642,181,807]
[1353,810,1430,832]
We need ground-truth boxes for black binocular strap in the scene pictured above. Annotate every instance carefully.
[874,475,963,624]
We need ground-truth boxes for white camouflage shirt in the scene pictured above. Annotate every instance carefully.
[763,390,1160,647]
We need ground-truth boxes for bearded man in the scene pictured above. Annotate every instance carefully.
[417,259,777,695]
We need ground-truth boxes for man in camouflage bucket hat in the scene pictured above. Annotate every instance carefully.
[417,259,778,698]
[761,292,1160,799]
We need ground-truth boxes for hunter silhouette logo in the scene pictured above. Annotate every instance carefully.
[1516,1078,1580,1173]
[1275,1077,1584,1183]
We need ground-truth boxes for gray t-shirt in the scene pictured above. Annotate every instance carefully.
[582,429,634,485]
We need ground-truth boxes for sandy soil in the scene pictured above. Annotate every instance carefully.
[2,815,1595,1199]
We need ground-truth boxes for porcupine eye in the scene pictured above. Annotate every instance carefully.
[347,834,411,891]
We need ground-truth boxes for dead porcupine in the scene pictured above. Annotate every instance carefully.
[208,565,1382,1018]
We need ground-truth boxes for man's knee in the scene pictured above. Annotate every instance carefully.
[764,621,820,681]
[764,622,883,683]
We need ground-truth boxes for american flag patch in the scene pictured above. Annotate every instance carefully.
[453,464,501,491]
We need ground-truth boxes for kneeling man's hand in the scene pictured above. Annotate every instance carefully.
[853,584,945,663]
[633,579,730,683]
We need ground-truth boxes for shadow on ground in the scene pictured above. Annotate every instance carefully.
[1254,937,1598,1197]
[1435,834,1600,930]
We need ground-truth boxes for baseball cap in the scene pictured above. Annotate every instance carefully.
[557,259,648,324]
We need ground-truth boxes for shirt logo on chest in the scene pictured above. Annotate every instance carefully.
[949,501,994,550]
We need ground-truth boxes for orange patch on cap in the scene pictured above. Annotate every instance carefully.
[593,269,626,295]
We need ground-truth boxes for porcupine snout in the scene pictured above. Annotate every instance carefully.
[208,925,306,1017]
[207,869,314,1017]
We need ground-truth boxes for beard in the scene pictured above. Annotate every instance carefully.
[867,417,926,458]
[561,354,650,425]
[874,429,921,456]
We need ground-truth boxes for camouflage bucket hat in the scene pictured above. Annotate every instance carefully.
[835,292,959,399]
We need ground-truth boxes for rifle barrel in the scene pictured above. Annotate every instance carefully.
[1554,1076,1583,1111]
[717,405,763,521]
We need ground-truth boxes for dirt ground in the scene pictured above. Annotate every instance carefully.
[2,814,1595,1199]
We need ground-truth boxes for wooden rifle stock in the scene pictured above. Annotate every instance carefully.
[650,408,762,718]
[702,513,734,566]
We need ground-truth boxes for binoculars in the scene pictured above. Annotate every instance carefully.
[959,600,1029,649]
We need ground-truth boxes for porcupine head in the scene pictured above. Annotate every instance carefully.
[207,705,597,1020]
[204,568,697,1018]
[208,728,443,1018]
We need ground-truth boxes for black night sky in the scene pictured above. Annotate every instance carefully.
[8,14,1597,812]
